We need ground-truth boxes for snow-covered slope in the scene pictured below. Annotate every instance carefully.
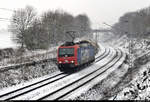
[103,34,150,100]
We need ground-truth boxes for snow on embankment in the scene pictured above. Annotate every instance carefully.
[0,47,58,89]
[110,49,150,100]
[113,63,150,100]
[0,46,57,67]
[106,35,150,100]
[0,61,58,89]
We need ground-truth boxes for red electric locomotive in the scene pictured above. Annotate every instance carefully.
[57,40,95,72]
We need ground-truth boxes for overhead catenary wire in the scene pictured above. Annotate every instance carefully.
[0,18,11,20]
[0,8,15,12]
[0,18,11,22]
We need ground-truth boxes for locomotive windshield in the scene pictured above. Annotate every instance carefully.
[58,48,74,57]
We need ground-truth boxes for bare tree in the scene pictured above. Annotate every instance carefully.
[9,5,37,49]
[25,18,49,50]
[9,6,92,50]
[41,10,75,44]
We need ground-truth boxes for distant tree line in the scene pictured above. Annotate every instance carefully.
[9,6,91,50]
[113,6,150,39]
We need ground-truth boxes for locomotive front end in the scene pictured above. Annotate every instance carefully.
[57,45,78,70]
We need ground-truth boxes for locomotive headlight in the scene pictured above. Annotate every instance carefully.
[59,61,62,63]
[71,61,74,63]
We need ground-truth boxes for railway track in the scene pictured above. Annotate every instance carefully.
[41,48,124,100]
[60,49,126,100]
[0,44,106,98]
[0,46,126,100]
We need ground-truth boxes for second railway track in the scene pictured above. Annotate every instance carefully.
[0,45,107,100]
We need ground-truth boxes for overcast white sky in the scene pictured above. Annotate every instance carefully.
[0,0,150,30]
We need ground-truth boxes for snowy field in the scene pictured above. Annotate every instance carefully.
[0,32,129,100]
[0,31,17,49]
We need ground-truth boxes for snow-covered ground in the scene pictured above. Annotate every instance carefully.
[100,34,150,100]
[0,59,58,89]
[0,43,125,100]
[0,44,58,89]
[111,61,150,100]
[1,30,150,100]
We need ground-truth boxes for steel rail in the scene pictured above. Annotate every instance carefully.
[41,49,121,100]
[0,46,108,100]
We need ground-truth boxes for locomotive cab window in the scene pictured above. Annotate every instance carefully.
[58,48,74,57]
